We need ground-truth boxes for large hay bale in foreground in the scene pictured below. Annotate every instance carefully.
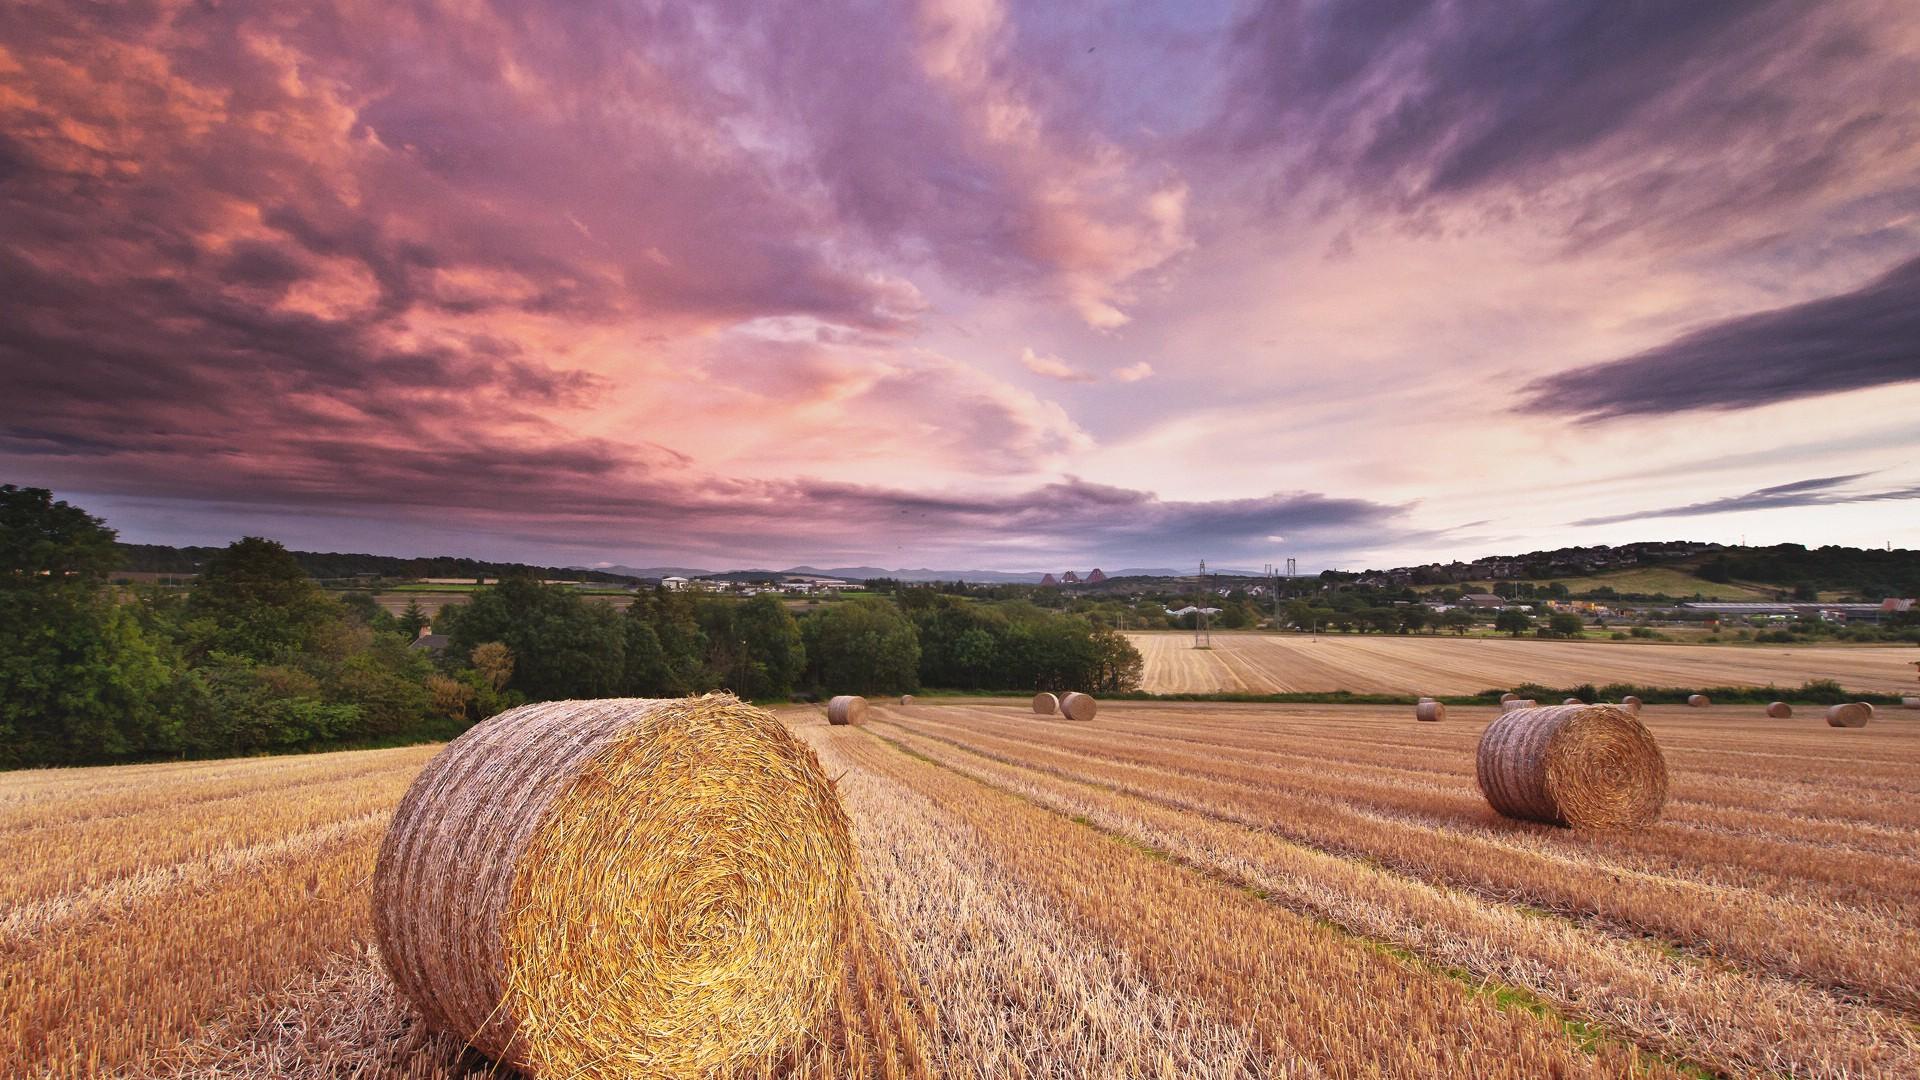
[1500,698,1537,713]
[1415,700,1446,722]
[826,695,868,726]
[373,696,854,1078]
[1476,703,1667,830]
[1766,701,1792,718]
[1687,694,1711,708]
[1059,692,1098,721]
[1032,692,1059,715]
[1826,702,1873,728]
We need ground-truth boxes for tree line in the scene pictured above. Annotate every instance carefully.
[2,486,1142,767]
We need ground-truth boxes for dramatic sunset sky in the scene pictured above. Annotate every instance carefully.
[4,1,1918,571]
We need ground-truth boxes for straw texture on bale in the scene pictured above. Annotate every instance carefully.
[372,696,854,1078]
[1415,700,1446,722]
[1687,694,1711,708]
[1767,701,1793,718]
[1475,703,1668,830]
[1059,691,1098,721]
[1499,692,1520,704]
[1032,692,1059,715]
[826,695,868,726]
[1826,702,1873,728]
[1500,699,1538,713]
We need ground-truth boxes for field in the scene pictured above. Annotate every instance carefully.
[6,698,1919,1078]
[1126,631,1920,695]
[1513,566,1773,600]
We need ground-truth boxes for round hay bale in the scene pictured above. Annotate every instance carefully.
[1766,701,1792,718]
[1059,692,1098,722]
[1475,703,1667,830]
[1032,692,1059,715]
[1826,702,1872,728]
[372,696,853,1077]
[1415,700,1446,722]
[1562,697,1584,706]
[899,694,915,706]
[1902,696,1920,710]
[826,695,867,726]
[1500,698,1538,713]
[1620,696,1642,714]
[1417,695,1435,702]
[1687,694,1711,708]
[1499,692,1520,704]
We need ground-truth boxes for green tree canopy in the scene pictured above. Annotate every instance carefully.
[804,597,920,695]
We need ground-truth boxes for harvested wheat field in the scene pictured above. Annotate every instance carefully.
[7,698,1920,1078]
[1126,630,1920,695]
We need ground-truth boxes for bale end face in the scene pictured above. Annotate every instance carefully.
[826,695,868,726]
[372,695,854,1078]
[1058,692,1098,721]
[1031,692,1059,715]
[1766,701,1792,718]
[1476,703,1667,830]
[1826,702,1872,728]
[1415,700,1446,722]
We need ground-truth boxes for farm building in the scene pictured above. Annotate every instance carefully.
[1458,593,1507,609]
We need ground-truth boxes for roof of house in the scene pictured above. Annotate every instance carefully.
[409,633,449,651]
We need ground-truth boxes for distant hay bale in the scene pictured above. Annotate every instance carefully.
[1418,695,1435,702]
[1500,699,1538,713]
[1826,702,1873,728]
[372,696,854,1078]
[1562,697,1584,705]
[1032,692,1059,715]
[1902,696,1920,710]
[1415,700,1446,722]
[1499,692,1520,704]
[1476,703,1667,830]
[826,695,868,726]
[1766,701,1792,718]
[1620,695,1642,714]
[1687,694,1711,708]
[899,694,914,706]
[1059,692,1098,721]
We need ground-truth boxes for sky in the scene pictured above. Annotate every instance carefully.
[3,0,1919,573]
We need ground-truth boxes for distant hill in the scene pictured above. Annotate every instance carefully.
[116,544,642,585]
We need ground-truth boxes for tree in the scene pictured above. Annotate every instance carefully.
[443,576,624,700]
[1442,609,1476,635]
[1545,612,1585,639]
[0,486,180,766]
[1397,608,1429,635]
[1495,609,1534,637]
[185,537,339,661]
[804,598,920,695]
[728,595,805,699]
[397,599,429,637]
[470,641,514,692]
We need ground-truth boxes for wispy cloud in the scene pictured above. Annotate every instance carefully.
[1020,347,1097,383]
[1522,256,1920,420]
[1572,473,1920,526]
[1112,361,1155,383]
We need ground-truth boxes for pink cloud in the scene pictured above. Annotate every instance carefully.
[1020,347,1096,383]
[1112,361,1154,383]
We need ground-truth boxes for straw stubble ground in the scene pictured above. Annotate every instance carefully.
[3,699,1916,1077]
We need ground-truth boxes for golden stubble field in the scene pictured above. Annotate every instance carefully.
[5,699,1919,1078]
[1125,630,1920,694]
